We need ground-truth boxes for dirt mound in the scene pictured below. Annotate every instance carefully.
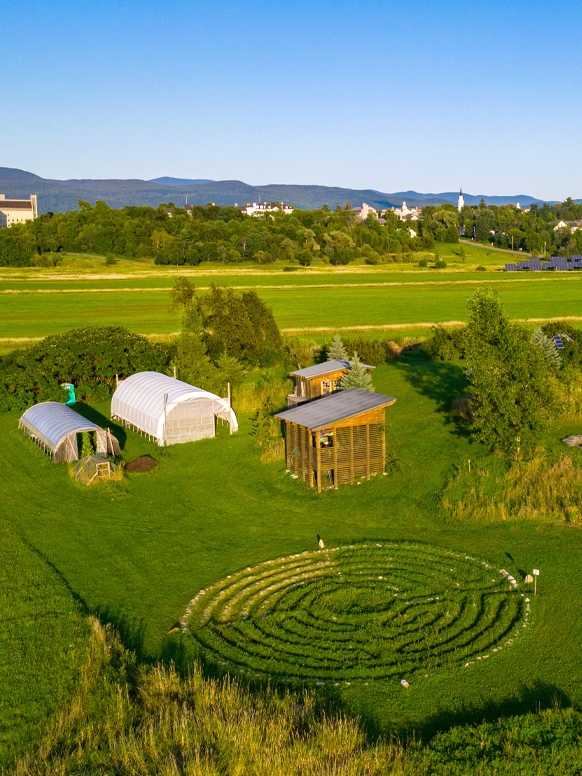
[126,455,158,473]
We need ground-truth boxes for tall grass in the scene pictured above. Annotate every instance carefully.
[14,617,582,776]
[14,618,404,776]
[442,453,582,522]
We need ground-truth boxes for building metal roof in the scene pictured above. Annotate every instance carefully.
[275,388,395,429]
[19,402,102,452]
[0,200,35,209]
[290,359,374,379]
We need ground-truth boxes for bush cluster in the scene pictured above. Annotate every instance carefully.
[421,326,466,361]
[0,326,169,412]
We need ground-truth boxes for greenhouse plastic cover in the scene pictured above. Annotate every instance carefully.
[111,371,238,445]
[19,401,102,452]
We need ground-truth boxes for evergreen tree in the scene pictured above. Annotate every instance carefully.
[340,351,374,391]
[327,334,348,361]
[175,306,218,390]
[216,351,247,395]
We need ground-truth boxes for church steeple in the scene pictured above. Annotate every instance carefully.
[457,188,465,212]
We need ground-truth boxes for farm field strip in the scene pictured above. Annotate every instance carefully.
[2,274,582,294]
[2,278,582,339]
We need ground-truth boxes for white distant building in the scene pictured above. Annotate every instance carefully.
[240,202,293,217]
[457,189,465,212]
[0,194,38,228]
[352,202,377,221]
[554,220,582,233]
[392,201,421,221]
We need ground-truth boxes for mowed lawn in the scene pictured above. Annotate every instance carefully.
[2,275,582,339]
[4,354,582,741]
[0,520,88,769]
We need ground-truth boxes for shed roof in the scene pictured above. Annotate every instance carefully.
[19,402,102,452]
[290,359,374,379]
[275,388,395,429]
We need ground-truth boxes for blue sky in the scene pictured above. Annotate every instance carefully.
[1,0,581,199]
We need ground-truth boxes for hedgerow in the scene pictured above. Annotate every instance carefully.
[0,326,169,412]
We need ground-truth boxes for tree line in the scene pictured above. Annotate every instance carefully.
[0,199,455,268]
[457,197,582,254]
[2,197,580,268]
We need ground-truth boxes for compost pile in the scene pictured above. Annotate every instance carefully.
[125,455,158,473]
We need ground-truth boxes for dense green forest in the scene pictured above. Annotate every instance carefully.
[1,198,582,267]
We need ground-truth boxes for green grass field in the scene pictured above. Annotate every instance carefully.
[3,353,582,760]
[0,521,88,769]
[1,272,582,341]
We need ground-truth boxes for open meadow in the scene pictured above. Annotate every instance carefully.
[4,350,582,768]
[1,244,582,347]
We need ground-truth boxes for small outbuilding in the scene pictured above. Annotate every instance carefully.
[111,371,237,446]
[287,359,374,407]
[19,402,120,462]
[275,388,396,492]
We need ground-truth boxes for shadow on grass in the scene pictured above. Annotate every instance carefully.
[411,680,571,744]
[95,604,149,662]
[393,351,471,437]
[73,402,128,450]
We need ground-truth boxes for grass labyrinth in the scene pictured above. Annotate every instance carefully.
[183,542,529,685]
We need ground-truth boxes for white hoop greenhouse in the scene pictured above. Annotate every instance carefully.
[19,402,120,462]
[111,371,238,446]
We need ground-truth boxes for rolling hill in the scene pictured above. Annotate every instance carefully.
[0,167,559,214]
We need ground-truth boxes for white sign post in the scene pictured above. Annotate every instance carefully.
[533,569,540,595]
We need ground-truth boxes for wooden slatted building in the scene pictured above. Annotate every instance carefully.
[275,388,396,492]
[287,359,374,407]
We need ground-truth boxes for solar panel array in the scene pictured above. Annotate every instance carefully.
[505,256,581,272]
[550,256,569,271]
[553,335,565,349]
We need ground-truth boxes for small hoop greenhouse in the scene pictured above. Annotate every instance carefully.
[111,371,238,446]
[19,402,121,462]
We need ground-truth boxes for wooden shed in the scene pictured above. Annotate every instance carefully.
[287,360,374,407]
[275,388,396,492]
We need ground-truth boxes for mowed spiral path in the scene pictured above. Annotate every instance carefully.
[182,543,530,684]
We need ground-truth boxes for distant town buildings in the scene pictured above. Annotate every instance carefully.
[0,194,38,228]
[238,202,293,217]
[554,220,582,233]
[392,201,421,221]
[352,202,378,221]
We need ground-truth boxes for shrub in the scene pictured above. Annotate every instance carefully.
[384,341,402,360]
[346,338,386,365]
[476,265,487,271]
[418,258,428,267]
[434,258,447,269]
[451,394,473,421]
[422,325,466,361]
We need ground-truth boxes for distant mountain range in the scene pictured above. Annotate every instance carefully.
[0,167,566,214]
[148,176,215,186]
